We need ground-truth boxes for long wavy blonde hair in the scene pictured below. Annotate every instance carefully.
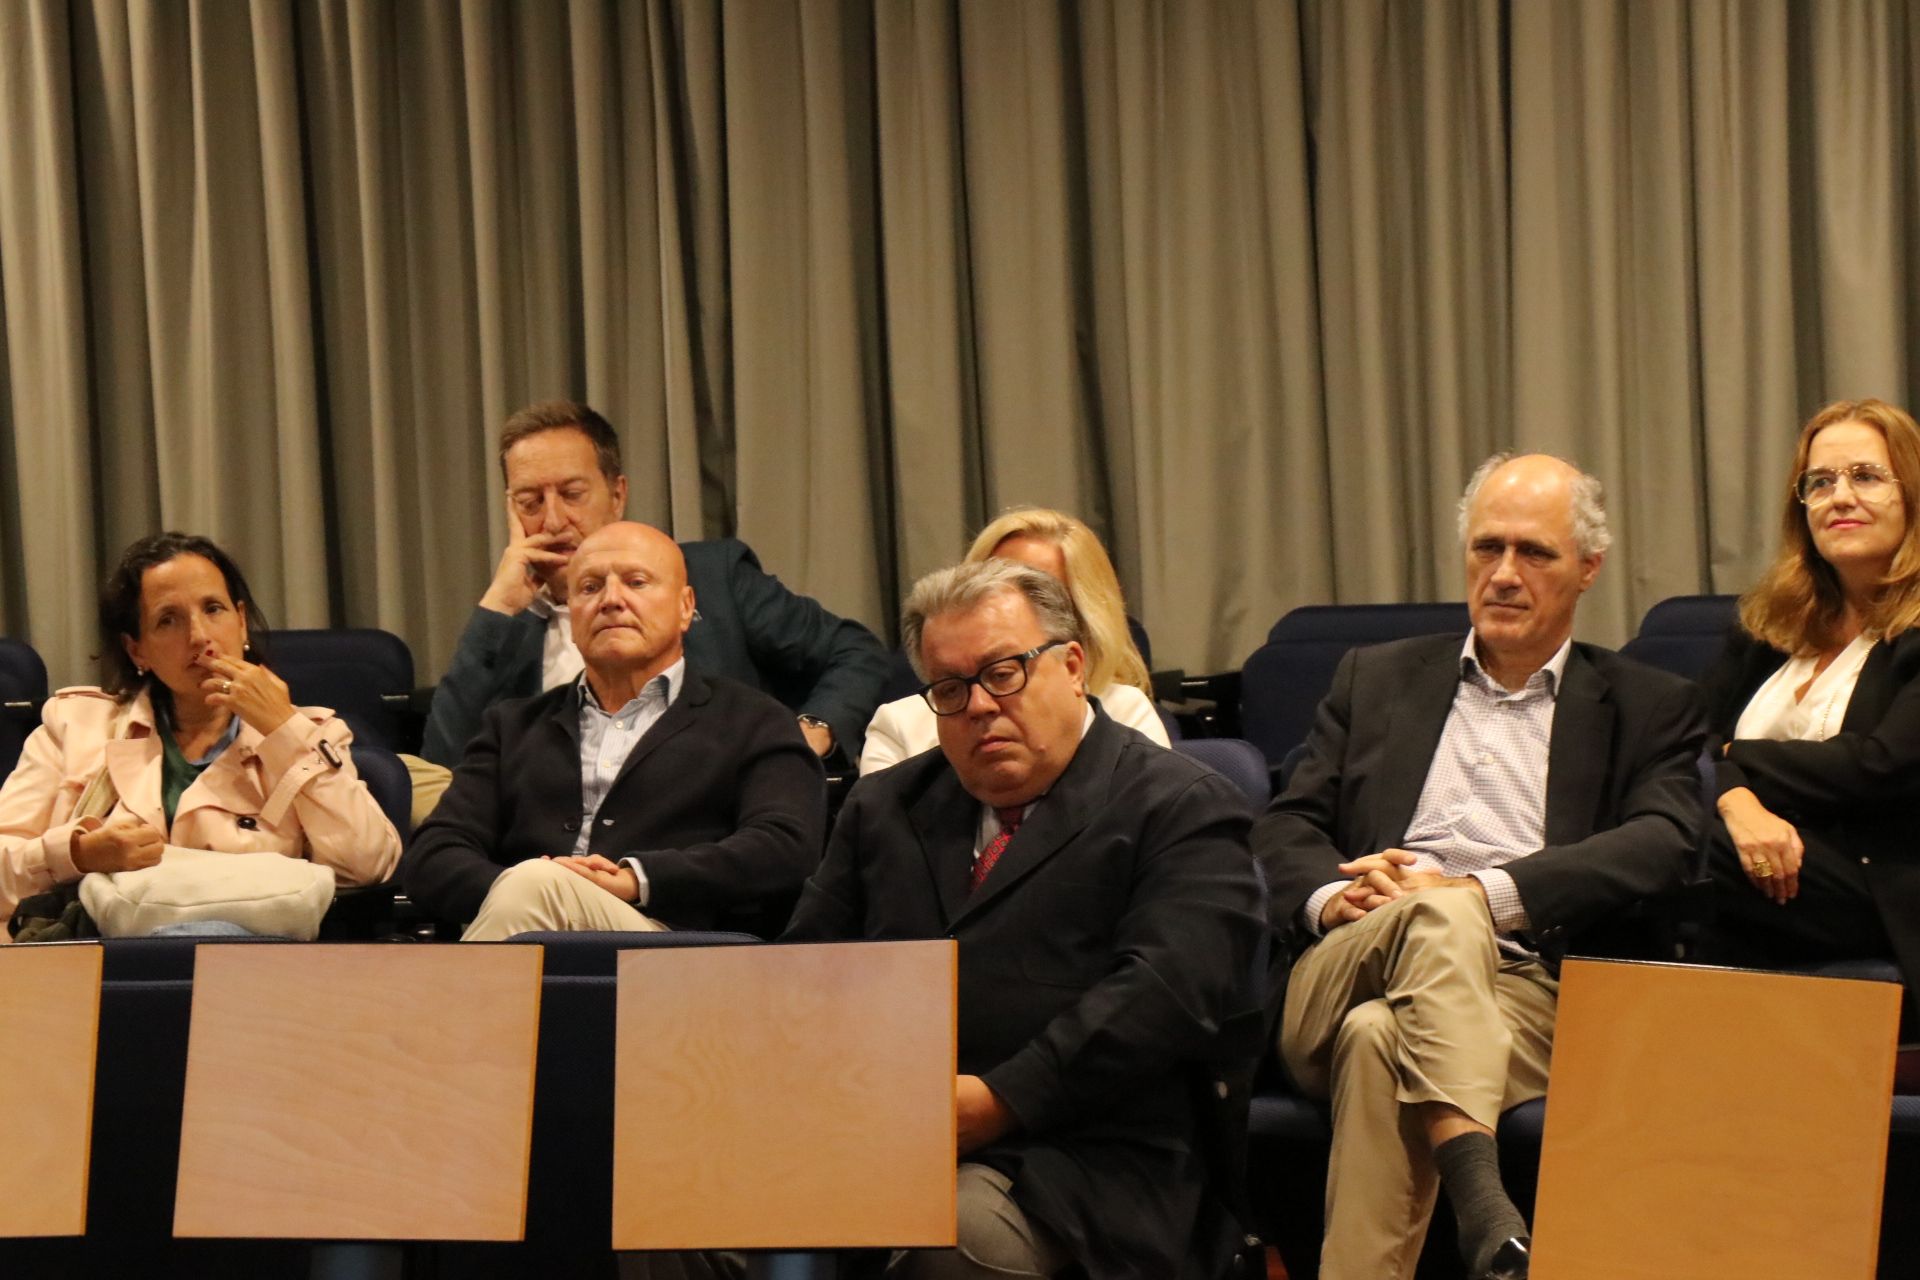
[1740,398,1920,653]
[966,507,1154,696]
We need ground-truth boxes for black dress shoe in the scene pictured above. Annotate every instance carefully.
[1478,1235,1530,1280]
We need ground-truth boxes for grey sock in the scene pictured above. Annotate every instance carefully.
[1433,1130,1527,1276]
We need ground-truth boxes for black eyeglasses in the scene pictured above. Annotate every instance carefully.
[919,641,1067,716]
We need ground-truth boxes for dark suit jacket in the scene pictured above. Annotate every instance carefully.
[403,665,827,932]
[783,710,1266,1280]
[1255,634,1707,965]
[1703,627,1920,1003]
[420,537,890,765]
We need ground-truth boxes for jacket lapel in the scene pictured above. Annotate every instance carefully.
[607,665,708,792]
[1841,638,1898,733]
[909,770,983,927]
[947,712,1122,929]
[1372,641,1466,846]
[172,723,267,825]
[101,694,166,832]
[1545,647,1612,846]
[104,735,166,833]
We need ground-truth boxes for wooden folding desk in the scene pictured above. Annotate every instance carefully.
[1532,958,1899,1280]
[0,943,103,1237]
[173,943,544,1241]
[611,939,957,1251]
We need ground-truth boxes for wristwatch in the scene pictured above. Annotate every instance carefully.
[797,714,835,748]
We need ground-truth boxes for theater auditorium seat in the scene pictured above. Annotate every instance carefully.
[0,637,48,783]
[1175,738,1272,808]
[270,628,418,753]
[1240,603,1471,769]
[1618,594,1738,681]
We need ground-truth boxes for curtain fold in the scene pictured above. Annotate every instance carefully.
[9,0,1920,687]
[0,0,102,671]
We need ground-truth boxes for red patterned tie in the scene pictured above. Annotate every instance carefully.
[970,807,1025,892]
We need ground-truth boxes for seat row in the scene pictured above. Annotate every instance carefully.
[1231,593,1739,770]
[0,592,1740,785]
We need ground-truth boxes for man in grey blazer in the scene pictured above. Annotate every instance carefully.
[420,400,889,768]
[1253,454,1707,1280]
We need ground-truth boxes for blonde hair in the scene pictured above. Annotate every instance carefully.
[1740,398,1920,653]
[965,507,1152,696]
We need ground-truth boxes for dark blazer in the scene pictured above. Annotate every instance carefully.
[1255,634,1707,964]
[1703,626,1920,1002]
[403,665,827,932]
[783,710,1266,1280]
[420,537,891,765]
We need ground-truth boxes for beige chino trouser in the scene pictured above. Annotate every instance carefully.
[1280,887,1558,1280]
[460,858,669,942]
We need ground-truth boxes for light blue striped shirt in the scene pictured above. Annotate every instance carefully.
[574,658,685,904]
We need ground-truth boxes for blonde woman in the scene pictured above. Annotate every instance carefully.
[861,508,1169,774]
[1701,399,1920,999]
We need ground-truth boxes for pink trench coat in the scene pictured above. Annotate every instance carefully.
[0,686,402,926]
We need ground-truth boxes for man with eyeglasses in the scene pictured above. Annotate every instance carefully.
[1253,453,1707,1280]
[784,559,1266,1280]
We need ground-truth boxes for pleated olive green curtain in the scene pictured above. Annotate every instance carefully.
[7,0,1920,690]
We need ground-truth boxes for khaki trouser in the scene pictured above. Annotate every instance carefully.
[460,858,669,942]
[399,754,454,830]
[1280,887,1558,1280]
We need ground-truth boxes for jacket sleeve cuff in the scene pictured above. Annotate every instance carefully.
[620,856,652,907]
[42,820,86,884]
[256,716,330,826]
[981,1050,1065,1135]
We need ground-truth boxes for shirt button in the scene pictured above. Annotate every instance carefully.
[1862,856,1872,865]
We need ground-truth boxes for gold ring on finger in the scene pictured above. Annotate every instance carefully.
[222,679,233,695]
[1752,860,1774,878]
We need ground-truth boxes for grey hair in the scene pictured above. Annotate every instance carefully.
[1456,451,1613,559]
[901,560,1085,681]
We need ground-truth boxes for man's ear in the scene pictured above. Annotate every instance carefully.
[612,474,629,517]
[1063,640,1087,693]
[1578,551,1605,593]
[678,584,696,634]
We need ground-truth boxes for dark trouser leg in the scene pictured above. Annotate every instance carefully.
[1701,826,1894,967]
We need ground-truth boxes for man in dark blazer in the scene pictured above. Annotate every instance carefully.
[419,399,889,767]
[784,560,1265,1280]
[403,521,826,940]
[1254,454,1706,1280]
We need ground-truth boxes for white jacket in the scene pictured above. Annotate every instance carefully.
[858,682,1170,775]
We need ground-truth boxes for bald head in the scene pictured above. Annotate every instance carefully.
[1457,452,1608,689]
[575,520,686,580]
[568,521,695,692]
[1458,453,1611,560]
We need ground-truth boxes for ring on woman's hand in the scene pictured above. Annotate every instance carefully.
[221,679,233,695]
[1752,859,1774,878]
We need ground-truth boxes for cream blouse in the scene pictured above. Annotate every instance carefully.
[1734,633,1877,743]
